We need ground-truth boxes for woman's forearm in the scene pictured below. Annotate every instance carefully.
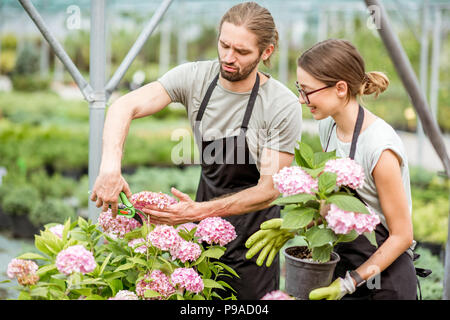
[355,233,413,282]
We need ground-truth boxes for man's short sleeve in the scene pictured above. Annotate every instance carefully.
[264,100,302,154]
[157,62,195,106]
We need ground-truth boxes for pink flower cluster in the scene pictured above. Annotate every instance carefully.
[147,224,183,251]
[136,270,176,300]
[128,238,148,254]
[176,222,198,233]
[55,245,96,276]
[171,268,204,293]
[272,166,318,196]
[261,290,294,300]
[130,191,178,210]
[145,224,202,263]
[98,209,141,239]
[325,204,380,235]
[49,224,64,238]
[195,217,237,246]
[108,290,139,300]
[170,240,202,263]
[7,259,39,286]
[324,158,365,189]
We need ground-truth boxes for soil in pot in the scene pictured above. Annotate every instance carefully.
[285,246,312,260]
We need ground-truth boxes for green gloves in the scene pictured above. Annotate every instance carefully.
[309,271,356,300]
[245,218,295,267]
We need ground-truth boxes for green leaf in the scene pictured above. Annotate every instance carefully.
[336,230,359,244]
[313,150,337,167]
[271,193,316,206]
[303,167,324,179]
[114,262,135,272]
[37,263,57,277]
[305,226,337,248]
[364,231,378,248]
[318,172,337,195]
[282,207,318,229]
[99,253,113,276]
[327,194,370,214]
[192,294,206,300]
[62,218,71,242]
[311,244,333,262]
[203,279,225,290]
[295,148,309,167]
[297,141,315,168]
[213,261,239,278]
[192,247,225,266]
[144,289,162,299]
[16,252,49,261]
[106,279,123,296]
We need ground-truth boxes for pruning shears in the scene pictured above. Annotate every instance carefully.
[115,192,144,224]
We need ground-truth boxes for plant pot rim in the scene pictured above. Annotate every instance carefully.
[283,245,340,265]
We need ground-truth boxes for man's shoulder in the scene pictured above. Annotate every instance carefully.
[262,76,299,105]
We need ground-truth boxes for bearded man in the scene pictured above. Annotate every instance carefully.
[91,2,302,299]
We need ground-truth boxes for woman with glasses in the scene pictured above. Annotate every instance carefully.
[295,39,417,300]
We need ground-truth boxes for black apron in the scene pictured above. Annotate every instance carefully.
[194,73,280,300]
[325,105,418,300]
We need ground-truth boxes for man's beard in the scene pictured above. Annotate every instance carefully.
[219,56,261,82]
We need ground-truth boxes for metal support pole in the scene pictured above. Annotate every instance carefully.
[88,0,107,222]
[105,0,173,97]
[363,0,450,177]
[417,0,430,169]
[429,6,442,122]
[17,0,93,101]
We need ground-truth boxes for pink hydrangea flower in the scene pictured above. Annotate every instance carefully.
[130,191,178,210]
[272,166,318,196]
[170,240,202,263]
[49,224,64,238]
[170,268,204,294]
[325,204,380,235]
[176,222,198,233]
[147,224,183,251]
[128,238,148,254]
[98,208,141,239]
[7,259,39,285]
[324,158,365,189]
[261,290,294,300]
[136,270,176,300]
[195,217,237,246]
[108,290,139,300]
[55,245,96,276]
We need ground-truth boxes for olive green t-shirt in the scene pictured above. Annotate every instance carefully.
[158,60,303,171]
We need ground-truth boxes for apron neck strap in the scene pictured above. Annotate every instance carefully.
[241,73,260,132]
[325,104,365,160]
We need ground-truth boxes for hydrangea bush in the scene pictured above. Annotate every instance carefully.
[271,141,380,262]
[4,192,238,300]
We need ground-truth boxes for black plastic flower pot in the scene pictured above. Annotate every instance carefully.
[11,214,41,239]
[284,246,340,300]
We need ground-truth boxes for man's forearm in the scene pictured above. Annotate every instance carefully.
[198,183,279,219]
[99,95,134,174]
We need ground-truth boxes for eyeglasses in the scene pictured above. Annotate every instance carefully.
[295,81,332,105]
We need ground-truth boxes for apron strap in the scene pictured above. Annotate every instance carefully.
[241,73,260,132]
[194,72,260,136]
[324,104,365,160]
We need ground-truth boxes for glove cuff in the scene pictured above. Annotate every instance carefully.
[341,271,357,295]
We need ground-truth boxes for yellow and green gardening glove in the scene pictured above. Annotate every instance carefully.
[245,218,295,267]
[309,271,356,300]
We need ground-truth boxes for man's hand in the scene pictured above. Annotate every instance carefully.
[90,171,132,216]
[245,218,295,267]
[140,187,204,225]
[309,271,356,300]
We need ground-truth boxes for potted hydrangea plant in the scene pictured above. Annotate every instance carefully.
[3,191,239,300]
[245,142,380,300]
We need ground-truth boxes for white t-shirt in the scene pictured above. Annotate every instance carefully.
[318,116,412,231]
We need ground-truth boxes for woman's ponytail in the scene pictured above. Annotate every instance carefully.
[359,71,389,98]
